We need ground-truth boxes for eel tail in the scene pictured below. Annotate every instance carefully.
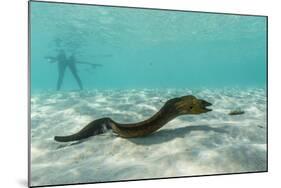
[54,117,113,142]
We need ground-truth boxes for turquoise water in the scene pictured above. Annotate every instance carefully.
[30,1,267,91]
[30,2,268,186]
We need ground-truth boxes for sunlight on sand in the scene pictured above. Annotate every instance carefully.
[30,88,267,186]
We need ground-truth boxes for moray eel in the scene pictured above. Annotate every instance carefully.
[54,95,212,142]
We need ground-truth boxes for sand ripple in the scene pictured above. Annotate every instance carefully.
[30,88,267,186]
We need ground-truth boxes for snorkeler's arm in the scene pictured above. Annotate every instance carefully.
[76,61,103,68]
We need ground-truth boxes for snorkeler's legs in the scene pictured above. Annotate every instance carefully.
[68,63,83,90]
[57,62,67,91]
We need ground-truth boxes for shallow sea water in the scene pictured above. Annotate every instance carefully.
[31,88,266,186]
[30,1,267,186]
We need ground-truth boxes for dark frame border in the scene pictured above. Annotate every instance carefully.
[28,0,268,187]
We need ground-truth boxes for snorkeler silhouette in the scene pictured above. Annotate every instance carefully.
[45,50,103,91]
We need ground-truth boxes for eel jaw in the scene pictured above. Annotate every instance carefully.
[201,100,212,112]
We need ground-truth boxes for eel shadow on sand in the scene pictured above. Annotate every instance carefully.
[127,124,228,146]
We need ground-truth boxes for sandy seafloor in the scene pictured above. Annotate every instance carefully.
[30,88,267,186]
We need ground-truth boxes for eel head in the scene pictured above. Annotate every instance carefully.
[168,95,212,115]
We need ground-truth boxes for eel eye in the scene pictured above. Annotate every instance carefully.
[190,106,193,109]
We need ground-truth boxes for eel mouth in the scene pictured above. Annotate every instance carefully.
[201,99,212,112]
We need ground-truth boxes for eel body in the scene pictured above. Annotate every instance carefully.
[54,95,212,142]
